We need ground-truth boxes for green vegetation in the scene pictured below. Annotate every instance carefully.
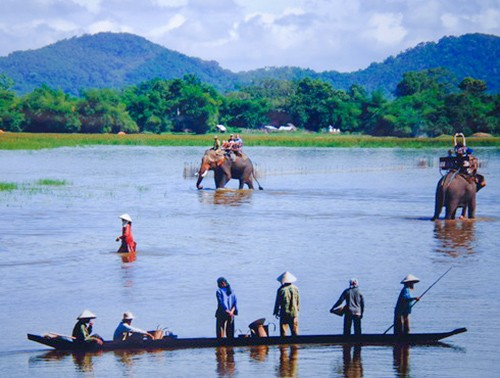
[1,132,498,150]
[35,179,69,186]
[0,182,17,191]
[0,69,498,138]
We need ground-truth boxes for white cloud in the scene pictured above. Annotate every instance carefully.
[147,14,186,38]
[0,0,498,71]
[365,13,407,45]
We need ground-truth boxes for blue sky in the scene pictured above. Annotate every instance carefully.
[0,0,498,72]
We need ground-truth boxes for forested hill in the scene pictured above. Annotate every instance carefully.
[0,32,498,96]
[0,33,238,95]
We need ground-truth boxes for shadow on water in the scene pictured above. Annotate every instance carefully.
[277,345,299,378]
[198,189,253,206]
[433,220,477,257]
[393,345,410,377]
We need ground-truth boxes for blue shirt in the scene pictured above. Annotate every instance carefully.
[395,287,417,315]
[215,287,238,317]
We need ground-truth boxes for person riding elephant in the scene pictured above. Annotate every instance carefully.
[431,170,485,220]
[196,149,263,190]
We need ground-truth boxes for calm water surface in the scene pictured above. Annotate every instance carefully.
[0,146,498,377]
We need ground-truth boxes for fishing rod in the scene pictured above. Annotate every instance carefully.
[383,267,453,335]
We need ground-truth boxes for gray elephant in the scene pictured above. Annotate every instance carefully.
[196,149,263,190]
[431,171,485,220]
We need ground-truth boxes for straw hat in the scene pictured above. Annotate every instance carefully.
[122,311,134,320]
[119,213,132,223]
[77,310,96,320]
[401,274,420,284]
[277,271,297,284]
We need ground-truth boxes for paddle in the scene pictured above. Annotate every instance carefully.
[383,267,453,334]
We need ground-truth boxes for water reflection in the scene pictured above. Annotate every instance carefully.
[198,189,253,206]
[119,251,137,264]
[215,347,236,376]
[249,345,269,362]
[277,345,298,377]
[433,220,476,257]
[393,345,410,377]
[341,345,363,378]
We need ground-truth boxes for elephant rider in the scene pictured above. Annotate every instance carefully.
[394,275,420,335]
[273,271,300,336]
[454,142,485,189]
[213,136,221,151]
[232,134,243,156]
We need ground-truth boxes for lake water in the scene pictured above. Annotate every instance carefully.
[0,146,498,377]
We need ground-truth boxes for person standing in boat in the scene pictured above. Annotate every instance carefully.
[330,278,364,335]
[72,310,103,345]
[215,277,238,338]
[394,274,420,335]
[273,271,300,336]
[113,311,153,341]
[116,213,136,253]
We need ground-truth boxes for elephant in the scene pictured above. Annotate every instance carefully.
[431,171,485,220]
[196,149,263,190]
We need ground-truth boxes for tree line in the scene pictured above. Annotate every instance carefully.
[0,69,498,137]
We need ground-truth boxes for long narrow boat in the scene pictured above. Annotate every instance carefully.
[28,328,466,352]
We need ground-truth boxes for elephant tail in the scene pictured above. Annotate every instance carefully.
[252,172,264,190]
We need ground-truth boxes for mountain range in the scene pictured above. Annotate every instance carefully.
[0,32,498,96]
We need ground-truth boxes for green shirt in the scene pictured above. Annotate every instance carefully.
[274,284,300,317]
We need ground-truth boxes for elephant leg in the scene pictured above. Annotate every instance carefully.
[468,195,476,219]
[432,179,445,221]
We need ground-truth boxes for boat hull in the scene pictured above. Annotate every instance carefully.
[27,328,467,352]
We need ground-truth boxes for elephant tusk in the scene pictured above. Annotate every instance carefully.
[201,170,208,178]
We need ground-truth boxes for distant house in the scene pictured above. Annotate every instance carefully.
[216,124,227,133]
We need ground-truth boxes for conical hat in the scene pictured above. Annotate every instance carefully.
[277,271,297,284]
[401,274,420,284]
[77,310,96,319]
[119,213,132,223]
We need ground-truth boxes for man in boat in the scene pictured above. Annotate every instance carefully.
[394,274,420,335]
[113,312,153,341]
[116,213,136,253]
[215,277,238,338]
[273,271,300,336]
[72,310,103,345]
[330,278,365,335]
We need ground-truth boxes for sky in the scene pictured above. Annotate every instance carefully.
[0,0,498,73]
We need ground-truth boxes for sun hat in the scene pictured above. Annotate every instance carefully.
[277,271,297,284]
[77,310,96,320]
[119,213,132,223]
[123,311,134,320]
[401,274,420,284]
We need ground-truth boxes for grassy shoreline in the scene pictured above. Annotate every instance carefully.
[0,132,499,150]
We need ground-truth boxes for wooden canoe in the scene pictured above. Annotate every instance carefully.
[27,327,466,352]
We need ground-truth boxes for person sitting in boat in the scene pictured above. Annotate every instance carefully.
[273,271,300,336]
[394,275,420,335]
[116,213,136,253]
[330,278,364,335]
[113,312,153,341]
[215,277,238,338]
[72,310,103,345]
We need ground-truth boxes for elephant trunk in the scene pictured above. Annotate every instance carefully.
[196,163,210,190]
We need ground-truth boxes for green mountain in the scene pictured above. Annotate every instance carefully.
[0,32,498,96]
